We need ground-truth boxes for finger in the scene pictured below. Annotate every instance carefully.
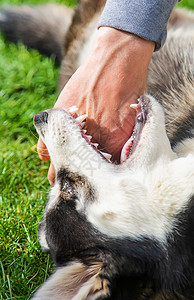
[48,162,55,186]
[37,137,50,161]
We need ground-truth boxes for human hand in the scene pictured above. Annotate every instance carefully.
[37,27,154,185]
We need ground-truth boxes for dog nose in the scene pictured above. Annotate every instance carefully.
[34,111,48,124]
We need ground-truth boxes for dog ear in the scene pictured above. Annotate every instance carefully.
[32,261,110,300]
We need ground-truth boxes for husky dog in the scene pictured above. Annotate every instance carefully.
[1,1,194,299]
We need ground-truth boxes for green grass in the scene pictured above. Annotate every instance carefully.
[0,0,77,6]
[0,0,193,299]
[0,0,76,299]
[177,0,194,10]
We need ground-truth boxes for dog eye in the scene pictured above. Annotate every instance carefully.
[61,181,75,195]
[62,184,73,195]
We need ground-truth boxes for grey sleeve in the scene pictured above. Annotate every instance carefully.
[98,0,179,50]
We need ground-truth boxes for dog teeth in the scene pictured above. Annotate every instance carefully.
[86,135,92,141]
[81,122,86,128]
[130,103,138,110]
[69,105,78,113]
[93,143,99,148]
[83,130,87,134]
[101,152,112,160]
[76,114,87,124]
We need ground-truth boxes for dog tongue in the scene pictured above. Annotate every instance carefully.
[120,136,134,163]
[120,101,143,163]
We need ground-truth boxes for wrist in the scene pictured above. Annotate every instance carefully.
[94,26,155,65]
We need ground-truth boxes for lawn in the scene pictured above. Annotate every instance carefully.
[0,0,193,299]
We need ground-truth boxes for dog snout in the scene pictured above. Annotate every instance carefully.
[34,111,48,125]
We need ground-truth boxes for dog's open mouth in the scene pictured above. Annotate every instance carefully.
[69,96,148,164]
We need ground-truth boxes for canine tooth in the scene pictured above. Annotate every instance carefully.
[81,122,86,128]
[83,130,87,134]
[101,152,112,160]
[69,105,78,113]
[76,114,87,124]
[137,98,140,102]
[130,103,138,110]
[93,143,99,148]
[86,135,92,141]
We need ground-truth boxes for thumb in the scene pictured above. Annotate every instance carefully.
[37,137,50,161]
[48,162,55,186]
